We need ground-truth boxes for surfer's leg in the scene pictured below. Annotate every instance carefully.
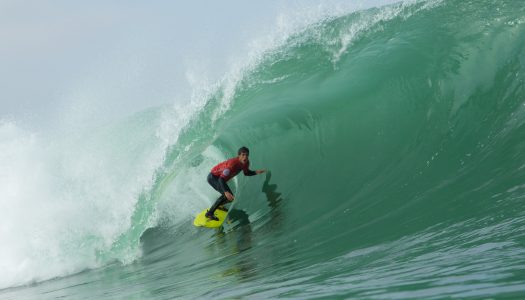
[207,195,228,218]
[217,204,228,212]
[207,173,222,192]
[206,173,232,219]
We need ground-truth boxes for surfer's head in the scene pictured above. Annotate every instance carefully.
[238,146,249,163]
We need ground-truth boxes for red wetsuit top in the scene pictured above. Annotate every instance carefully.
[210,157,256,182]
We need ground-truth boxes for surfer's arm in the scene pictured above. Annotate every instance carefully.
[244,168,266,176]
[244,169,257,176]
[243,161,257,176]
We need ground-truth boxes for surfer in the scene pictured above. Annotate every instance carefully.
[205,146,265,221]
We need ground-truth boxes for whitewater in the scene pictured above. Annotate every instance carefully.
[1,0,525,298]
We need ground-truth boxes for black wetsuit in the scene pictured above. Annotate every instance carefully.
[206,171,256,217]
[205,157,257,218]
[206,173,232,217]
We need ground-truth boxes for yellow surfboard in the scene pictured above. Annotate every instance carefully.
[193,209,228,228]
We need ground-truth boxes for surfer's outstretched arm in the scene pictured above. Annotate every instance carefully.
[243,166,266,176]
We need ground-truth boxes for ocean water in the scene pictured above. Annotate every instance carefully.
[2,0,525,299]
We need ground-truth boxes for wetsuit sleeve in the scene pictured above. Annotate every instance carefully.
[244,169,256,176]
[243,161,257,176]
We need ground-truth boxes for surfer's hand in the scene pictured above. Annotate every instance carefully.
[256,169,266,174]
[225,192,234,201]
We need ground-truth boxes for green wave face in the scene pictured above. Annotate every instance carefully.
[163,0,525,297]
[117,0,525,297]
[208,0,525,243]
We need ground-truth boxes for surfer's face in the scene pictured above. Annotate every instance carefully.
[238,152,249,164]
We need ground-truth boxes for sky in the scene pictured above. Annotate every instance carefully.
[0,0,395,130]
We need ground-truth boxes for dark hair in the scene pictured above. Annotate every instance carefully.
[238,146,250,155]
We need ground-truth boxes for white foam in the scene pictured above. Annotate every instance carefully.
[0,114,170,288]
[156,145,228,224]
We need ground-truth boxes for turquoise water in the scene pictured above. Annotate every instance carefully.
[2,0,525,298]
